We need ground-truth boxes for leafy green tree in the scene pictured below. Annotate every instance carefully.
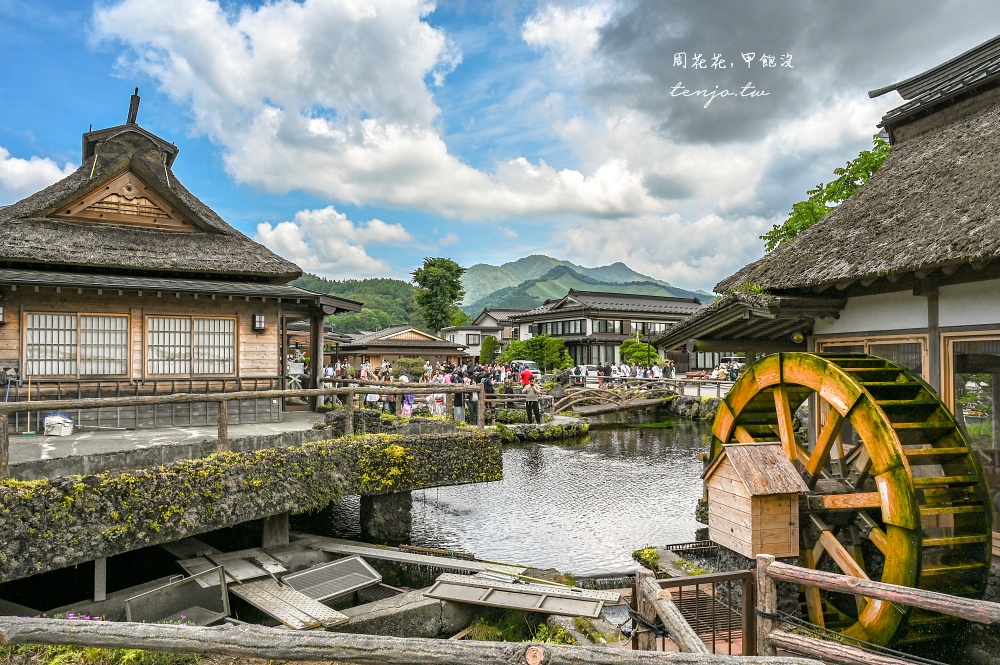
[411,258,466,335]
[620,338,659,366]
[760,136,891,252]
[391,357,426,380]
[480,335,499,363]
[499,335,573,372]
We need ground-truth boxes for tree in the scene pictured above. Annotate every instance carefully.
[499,335,572,372]
[411,258,466,335]
[620,338,659,366]
[480,335,499,363]
[760,136,891,252]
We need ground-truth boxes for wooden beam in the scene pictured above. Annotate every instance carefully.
[756,554,778,657]
[638,578,709,654]
[819,492,881,511]
[769,629,916,665]
[816,529,869,580]
[773,384,798,462]
[686,338,807,353]
[806,411,843,484]
[634,567,657,651]
[763,560,1000,624]
[0,617,816,665]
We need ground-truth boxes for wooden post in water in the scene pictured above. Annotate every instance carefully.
[216,400,229,452]
[756,554,777,657]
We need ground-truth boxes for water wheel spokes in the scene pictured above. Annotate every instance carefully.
[711,353,993,646]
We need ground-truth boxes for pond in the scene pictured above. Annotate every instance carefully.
[320,419,711,577]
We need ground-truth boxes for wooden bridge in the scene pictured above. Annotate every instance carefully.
[551,377,734,415]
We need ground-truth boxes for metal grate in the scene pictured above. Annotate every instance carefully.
[282,555,382,602]
[125,566,229,625]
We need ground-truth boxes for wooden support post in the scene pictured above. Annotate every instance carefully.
[477,385,485,430]
[94,557,107,603]
[216,401,229,452]
[0,412,8,479]
[634,566,658,651]
[309,312,324,411]
[638,577,709,653]
[756,554,777,657]
[344,390,355,435]
[446,393,454,421]
[262,512,290,549]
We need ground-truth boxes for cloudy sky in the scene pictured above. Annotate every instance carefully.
[2,1,999,292]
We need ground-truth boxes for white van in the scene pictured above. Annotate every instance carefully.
[511,360,542,378]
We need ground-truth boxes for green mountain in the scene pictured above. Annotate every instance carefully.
[461,254,710,306]
[461,265,710,316]
[292,274,422,334]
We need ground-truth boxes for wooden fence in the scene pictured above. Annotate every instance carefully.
[0,382,486,479]
[755,554,1000,665]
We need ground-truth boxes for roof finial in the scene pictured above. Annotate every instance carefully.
[126,87,140,124]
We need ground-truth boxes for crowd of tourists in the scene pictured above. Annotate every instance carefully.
[319,359,548,425]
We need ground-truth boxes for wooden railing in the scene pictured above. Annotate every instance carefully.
[0,382,486,478]
[755,554,1000,664]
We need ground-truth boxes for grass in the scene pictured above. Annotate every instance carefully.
[2,645,198,665]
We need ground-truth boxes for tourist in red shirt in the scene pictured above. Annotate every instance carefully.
[519,366,533,386]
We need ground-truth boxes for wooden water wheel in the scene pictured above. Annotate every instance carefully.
[710,353,992,646]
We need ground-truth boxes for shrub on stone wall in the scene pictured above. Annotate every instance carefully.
[0,431,501,583]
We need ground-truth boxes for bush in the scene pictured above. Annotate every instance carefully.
[495,409,529,424]
[391,357,426,380]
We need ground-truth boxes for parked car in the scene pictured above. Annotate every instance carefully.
[510,360,542,379]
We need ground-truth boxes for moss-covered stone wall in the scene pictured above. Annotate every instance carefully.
[0,431,501,583]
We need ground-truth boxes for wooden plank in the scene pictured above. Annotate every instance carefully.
[306,541,527,577]
[820,492,881,510]
[773,384,798,462]
[769,629,916,665]
[817,531,868,580]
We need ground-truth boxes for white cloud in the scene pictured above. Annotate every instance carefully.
[439,232,459,246]
[522,2,612,79]
[92,0,657,219]
[557,212,773,292]
[0,146,75,204]
[254,205,411,278]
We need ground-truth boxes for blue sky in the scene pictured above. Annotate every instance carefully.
[2,0,1000,292]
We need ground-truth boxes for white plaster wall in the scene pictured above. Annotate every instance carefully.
[939,279,1000,327]
[813,291,927,335]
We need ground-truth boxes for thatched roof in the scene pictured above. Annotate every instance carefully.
[716,96,1000,295]
[0,126,301,283]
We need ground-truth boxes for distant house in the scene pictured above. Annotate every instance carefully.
[337,326,466,368]
[0,94,360,429]
[513,290,703,366]
[440,308,525,360]
[654,34,1000,540]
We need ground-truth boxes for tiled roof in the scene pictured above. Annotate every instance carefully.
[871,34,1000,131]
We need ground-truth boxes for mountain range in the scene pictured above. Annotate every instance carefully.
[293,254,712,333]
[460,255,711,315]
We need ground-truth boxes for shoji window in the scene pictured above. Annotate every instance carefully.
[193,318,235,374]
[26,313,78,376]
[80,315,129,375]
[147,317,192,375]
[147,317,236,375]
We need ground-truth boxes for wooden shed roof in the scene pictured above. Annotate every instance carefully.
[703,443,809,496]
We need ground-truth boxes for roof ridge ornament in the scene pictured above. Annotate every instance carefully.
[127,87,140,124]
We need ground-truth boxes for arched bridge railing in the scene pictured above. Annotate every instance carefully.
[552,377,734,414]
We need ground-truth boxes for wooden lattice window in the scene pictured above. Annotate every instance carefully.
[147,317,235,375]
[26,313,129,377]
[26,313,78,376]
[193,318,235,374]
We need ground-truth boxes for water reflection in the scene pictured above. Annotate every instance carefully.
[409,421,710,577]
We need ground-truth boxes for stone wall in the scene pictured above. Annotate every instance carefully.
[664,396,722,421]
[0,431,501,583]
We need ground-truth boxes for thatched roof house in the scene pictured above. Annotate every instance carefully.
[0,93,360,428]
[655,34,1000,381]
[1,127,300,282]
